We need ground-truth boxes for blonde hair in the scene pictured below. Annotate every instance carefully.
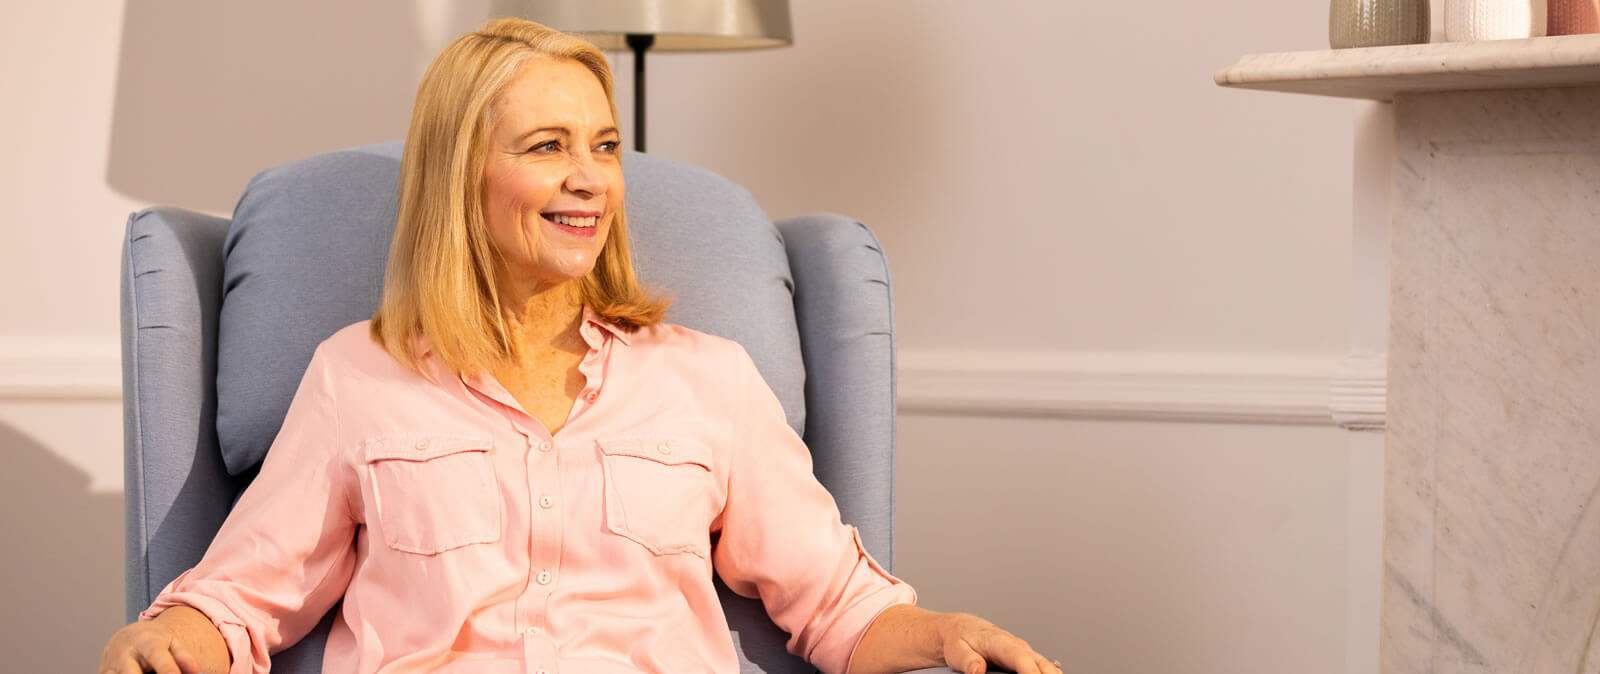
[371,17,669,376]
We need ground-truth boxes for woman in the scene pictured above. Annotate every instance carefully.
[100,18,1059,674]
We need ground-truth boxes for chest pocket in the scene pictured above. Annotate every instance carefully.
[363,434,502,555]
[597,435,716,558]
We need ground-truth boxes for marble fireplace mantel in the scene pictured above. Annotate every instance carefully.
[1218,37,1600,674]
[1215,34,1600,100]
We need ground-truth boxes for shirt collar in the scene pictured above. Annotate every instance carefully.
[412,305,631,359]
[581,306,632,347]
[441,306,625,408]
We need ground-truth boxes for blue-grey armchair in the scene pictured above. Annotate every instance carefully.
[121,143,959,673]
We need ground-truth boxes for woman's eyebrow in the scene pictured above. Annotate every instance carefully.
[514,125,620,144]
[514,126,569,144]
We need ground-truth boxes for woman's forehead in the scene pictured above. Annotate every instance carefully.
[493,58,611,129]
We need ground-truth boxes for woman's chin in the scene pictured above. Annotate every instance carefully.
[508,261,598,289]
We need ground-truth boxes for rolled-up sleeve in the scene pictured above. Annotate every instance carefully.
[712,345,917,674]
[141,346,358,674]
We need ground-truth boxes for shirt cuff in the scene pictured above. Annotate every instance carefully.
[141,571,260,674]
[813,527,920,674]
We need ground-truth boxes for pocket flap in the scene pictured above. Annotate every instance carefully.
[364,434,494,463]
[597,435,713,470]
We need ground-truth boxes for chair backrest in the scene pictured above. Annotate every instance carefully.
[123,143,899,673]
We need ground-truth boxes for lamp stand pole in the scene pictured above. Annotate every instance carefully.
[625,33,655,152]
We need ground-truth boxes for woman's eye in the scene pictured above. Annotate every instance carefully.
[596,141,619,153]
[530,140,560,153]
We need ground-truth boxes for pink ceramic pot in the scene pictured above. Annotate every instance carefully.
[1548,0,1600,34]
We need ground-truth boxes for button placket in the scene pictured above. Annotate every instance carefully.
[520,427,564,652]
[522,625,559,674]
[516,322,614,666]
[569,333,608,419]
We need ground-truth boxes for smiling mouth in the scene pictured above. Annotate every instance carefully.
[543,213,598,228]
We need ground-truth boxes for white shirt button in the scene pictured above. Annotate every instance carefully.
[524,626,540,636]
[538,440,553,453]
[657,442,672,455]
[536,570,552,585]
[539,495,554,509]
[584,391,598,402]
[414,439,429,450]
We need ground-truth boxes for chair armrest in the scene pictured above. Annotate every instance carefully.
[122,207,238,621]
[775,214,897,570]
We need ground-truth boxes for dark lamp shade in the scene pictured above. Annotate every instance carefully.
[490,0,793,51]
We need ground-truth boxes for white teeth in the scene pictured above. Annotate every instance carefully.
[547,214,596,228]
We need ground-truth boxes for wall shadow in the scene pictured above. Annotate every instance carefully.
[647,3,951,219]
[105,0,491,215]
[0,421,124,673]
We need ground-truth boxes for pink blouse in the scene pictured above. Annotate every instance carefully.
[143,310,915,673]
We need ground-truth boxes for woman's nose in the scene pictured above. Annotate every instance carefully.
[564,153,608,197]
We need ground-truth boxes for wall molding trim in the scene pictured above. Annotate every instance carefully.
[0,338,1390,430]
[1330,350,1387,431]
[899,349,1387,428]
[0,336,121,400]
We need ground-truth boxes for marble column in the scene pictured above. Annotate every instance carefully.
[1384,86,1600,673]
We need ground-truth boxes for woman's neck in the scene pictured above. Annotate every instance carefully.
[498,279,586,359]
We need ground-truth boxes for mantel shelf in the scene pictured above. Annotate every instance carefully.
[1215,34,1600,101]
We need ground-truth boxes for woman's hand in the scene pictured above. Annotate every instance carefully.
[937,612,1061,674]
[99,605,230,674]
[849,604,1061,674]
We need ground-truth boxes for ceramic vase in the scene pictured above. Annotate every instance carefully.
[1547,0,1600,34]
[1445,0,1549,40]
[1330,0,1431,48]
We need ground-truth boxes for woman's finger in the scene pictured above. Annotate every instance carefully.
[1036,655,1064,674]
[978,633,1042,674]
[137,644,183,674]
[1005,649,1043,674]
[946,636,988,674]
[107,653,145,674]
[170,638,202,673]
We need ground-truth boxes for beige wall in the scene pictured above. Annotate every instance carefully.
[898,416,1355,674]
[640,2,1355,353]
[0,1,1375,672]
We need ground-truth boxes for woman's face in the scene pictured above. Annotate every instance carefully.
[481,57,623,290]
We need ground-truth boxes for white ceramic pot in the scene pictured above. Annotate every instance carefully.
[1444,0,1548,40]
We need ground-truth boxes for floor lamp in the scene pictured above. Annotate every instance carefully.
[490,0,794,153]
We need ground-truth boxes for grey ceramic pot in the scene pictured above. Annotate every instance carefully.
[1330,0,1431,48]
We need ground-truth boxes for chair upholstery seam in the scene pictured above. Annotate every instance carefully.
[858,220,898,572]
[124,211,151,610]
